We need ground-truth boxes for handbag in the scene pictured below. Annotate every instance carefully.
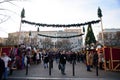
[58,64,61,70]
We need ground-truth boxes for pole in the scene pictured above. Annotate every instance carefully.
[26,62,28,75]
[96,65,98,76]
[96,60,98,76]
[37,27,39,48]
[100,17,107,71]
[49,61,51,75]
[100,17,104,46]
[18,18,22,44]
[72,60,75,76]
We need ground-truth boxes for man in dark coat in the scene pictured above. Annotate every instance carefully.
[0,57,5,80]
[59,51,67,75]
[43,52,49,68]
[48,51,54,68]
[93,51,98,67]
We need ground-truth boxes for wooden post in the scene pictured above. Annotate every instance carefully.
[110,47,113,71]
[103,47,107,71]
[100,17,104,45]
[100,15,107,71]
[18,18,22,44]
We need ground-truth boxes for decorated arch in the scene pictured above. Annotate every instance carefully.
[21,19,100,38]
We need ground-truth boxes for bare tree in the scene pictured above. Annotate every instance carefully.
[62,39,71,51]
[6,35,18,45]
[0,0,26,24]
[103,31,120,47]
[116,31,120,47]
[31,36,37,47]
[56,40,62,49]
[41,38,53,49]
[23,37,29,45]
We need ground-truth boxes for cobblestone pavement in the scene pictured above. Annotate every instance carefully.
[8,61,120,80]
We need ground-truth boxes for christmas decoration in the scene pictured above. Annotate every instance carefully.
[38,33,84,38]
[21,19,100,27]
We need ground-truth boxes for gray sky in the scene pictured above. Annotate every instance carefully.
[0,0,120,38]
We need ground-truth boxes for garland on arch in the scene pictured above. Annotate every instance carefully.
[38,33,84,38]
[21,19,100,27]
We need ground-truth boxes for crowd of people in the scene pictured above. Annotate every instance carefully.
[0,44,105,80]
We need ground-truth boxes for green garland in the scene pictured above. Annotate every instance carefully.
[22,19,99,38]
[38,33,84,38]
[21,19,100,27]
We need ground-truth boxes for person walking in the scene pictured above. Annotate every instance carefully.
[0,55,5,80]
[93,51,99,76]
[59,51,67,75]
[86,51,92,71]
[98,52,104,70]
[43,51,49,69]
[24,51,31,75]
[48,51,54,69]
[1,53,11,80]
[36,49,41,64]
[93,51,98,67]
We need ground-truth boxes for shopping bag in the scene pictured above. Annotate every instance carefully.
[58,64,61,70]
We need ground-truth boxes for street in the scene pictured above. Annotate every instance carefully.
[8,61,120,80]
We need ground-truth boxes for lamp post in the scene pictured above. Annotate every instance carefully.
[98,7,104,46]
[98,7,107,71]
[37,27,39,48]
[18,8,25,44]
[29,31,32,47]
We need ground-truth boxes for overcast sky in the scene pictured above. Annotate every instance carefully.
[0,0,120,38]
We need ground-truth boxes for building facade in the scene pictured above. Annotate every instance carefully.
[7,29,83,51]
[97,28,120,47]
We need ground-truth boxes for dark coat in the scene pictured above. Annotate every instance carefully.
[0,58,5,79]
[71,53,77,61]
[48,52,54,62]
[0,58,5,72]
[93,52,98,66]
[44,53,49,63]
[59,54,67,64]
